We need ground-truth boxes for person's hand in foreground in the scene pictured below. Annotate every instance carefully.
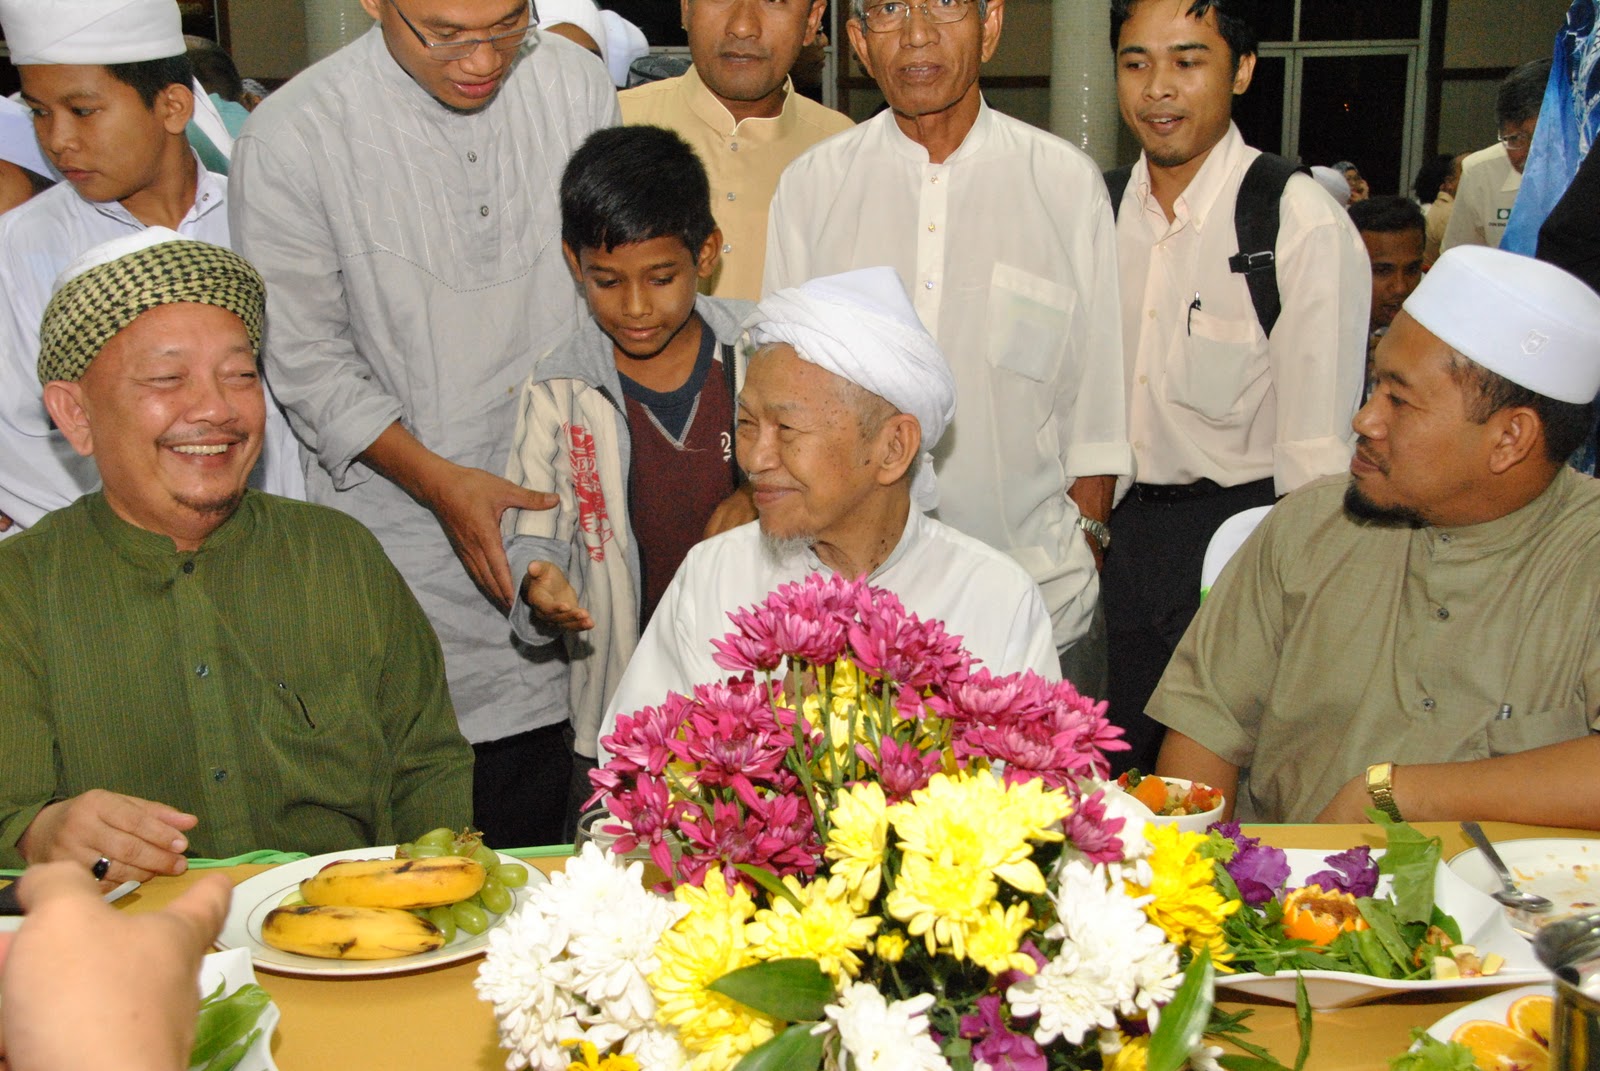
[701,483,757,540]
[18,790,197,883]
[0,862,233,1071]
[522,560,594,632]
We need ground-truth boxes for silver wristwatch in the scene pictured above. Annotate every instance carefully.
[1077,516,1111,551]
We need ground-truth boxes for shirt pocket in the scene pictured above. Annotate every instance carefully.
[986,263,1078,383]
[1484,706,1592,756]
[1168,307,1267,424]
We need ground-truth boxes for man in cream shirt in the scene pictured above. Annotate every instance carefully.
[1442,60,1549,253]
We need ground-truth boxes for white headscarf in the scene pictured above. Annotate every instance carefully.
[600,10,649,88]
[0,0,233,162]
[748,267,956,511]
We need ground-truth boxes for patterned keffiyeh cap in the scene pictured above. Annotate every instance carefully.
[38,228,265,385]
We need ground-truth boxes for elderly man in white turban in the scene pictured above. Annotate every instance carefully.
[0,0,302,538]
[1153,246,1600,830]
[600,268,1058,743]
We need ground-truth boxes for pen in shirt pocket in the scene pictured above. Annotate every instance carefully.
[1493,703,1513,721]
[1187,292,1202,336]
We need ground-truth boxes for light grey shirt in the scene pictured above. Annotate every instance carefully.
[229,27,620,743]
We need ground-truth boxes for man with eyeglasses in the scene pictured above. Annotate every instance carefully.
[765,0,1131,701]
[1443,58,1551,253]
[228,0,620,846]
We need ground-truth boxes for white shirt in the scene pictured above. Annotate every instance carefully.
[0,163,304,533]
[1441,142,1520,252]
[1116,124,1369,494]
[765,103,1131,653]
[600,509,1059,752]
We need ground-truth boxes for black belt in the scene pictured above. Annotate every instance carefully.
[1132,477,1273,504]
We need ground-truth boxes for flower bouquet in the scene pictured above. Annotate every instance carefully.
[478,574,1292,1071]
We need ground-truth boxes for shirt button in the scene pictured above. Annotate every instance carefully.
[195,663,210,678]
[1138,374,1149,385]
[182,561,195,575]
[1421,697,1436,711]
[924,280,934,290]
[927,222,936,232]
[730,141,739,152]
[1435,606,1450,620]
[1134,441,1146,451]
[726,191,736,201]
[212,767,229,783]
[479,205,489,217]
[930,175,939,184]
[467,150,478,162]
[1147,309,1157,319]
[1439,534,1453,544]
[722,243,732,254]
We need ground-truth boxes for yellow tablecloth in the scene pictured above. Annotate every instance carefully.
[110,821,1594,1070]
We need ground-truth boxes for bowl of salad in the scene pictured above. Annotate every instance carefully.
[1114,770,1225,834]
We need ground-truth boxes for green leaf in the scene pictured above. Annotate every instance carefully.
[1292,973,1312,1071]
[1387,1030,1480,1070]
[710,958,835,1022]
[734,864,804,911]
[732,1023,826,1071]
[1356,899,1413,974]
[1148,949,1215,1071]
[189,983,271,1067]
[1369,811,1442,924]
[1219,1057,1292,1071]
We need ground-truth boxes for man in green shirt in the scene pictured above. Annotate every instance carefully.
[0,229,472,881]
[1153,246,1600,828]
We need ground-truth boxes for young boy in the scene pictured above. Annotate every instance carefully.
[504,125,755,829]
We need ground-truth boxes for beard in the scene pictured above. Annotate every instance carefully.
[174,487,246,518]
[1342,480,1425,528]
[759,530,815,566]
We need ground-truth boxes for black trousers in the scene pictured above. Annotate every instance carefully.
[1101,478,1276,776]
[471,721,573,848]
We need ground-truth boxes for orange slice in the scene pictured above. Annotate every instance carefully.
[1507,994,1554,1049]
[1450,1020,1550,1071]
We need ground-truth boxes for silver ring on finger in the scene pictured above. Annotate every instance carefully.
[91,856,111,881]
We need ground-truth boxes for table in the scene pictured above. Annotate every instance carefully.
[111,821,1598,1070]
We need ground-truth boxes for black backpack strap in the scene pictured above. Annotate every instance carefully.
[1228,153,1309,338]
[1103,165,1134,222]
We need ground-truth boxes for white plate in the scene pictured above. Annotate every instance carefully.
[1215,849,1544,1010]
[1111,776,1226,835]
[1423,983,1552,1047]
[196,947,280,1071]
[215,847,546,978]
[1448,838,1600,936]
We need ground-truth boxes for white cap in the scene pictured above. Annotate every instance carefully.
[1404,246,1600,404]
[0,0,185,65]
[1310,165,1351,207]
[538,0,608,69]
[599,10,649,88]
[0,96,53,179]
[51,226,184,295]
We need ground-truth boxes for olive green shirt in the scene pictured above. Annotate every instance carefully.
[1151,469,1600,822]
[0,492,472,865]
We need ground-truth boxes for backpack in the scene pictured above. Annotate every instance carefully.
[1105,154,1309,338]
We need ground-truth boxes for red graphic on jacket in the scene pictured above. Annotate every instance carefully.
[567,422,613,562]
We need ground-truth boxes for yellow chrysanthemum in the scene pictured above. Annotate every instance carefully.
[564,1041,640,1071]
[825,781,889,909]
[799,659,882,777]
[649,867,779,1071]
[1126,825,1240,969]
[890,772,1069,896]
[873,930,908,963]
[886,846,997,960]
[966,900,1038,977]
[746,874,880,980]
[1106,1036,1149,1071]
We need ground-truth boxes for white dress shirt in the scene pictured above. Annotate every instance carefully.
[0,163,304,533]
[599,508,1060,754]
[1116,124,1369,494]
[1441,142,1520,252]
[765,103,1131,653]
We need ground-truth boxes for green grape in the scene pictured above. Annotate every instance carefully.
[394,842,416,859]
[427,905,458,943]
[470,844,498,869]
[406,842,447,859]
[277,890,305,908]
[479,876,513,915]
[416,827,457,849]
[492,863,529,889]
[451,900,490,936]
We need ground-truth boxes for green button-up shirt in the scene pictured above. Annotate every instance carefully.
[0,491,472,864]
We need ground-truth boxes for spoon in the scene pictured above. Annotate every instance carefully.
[1461,822,1554,913]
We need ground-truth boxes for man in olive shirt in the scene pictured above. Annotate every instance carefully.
[0,230,472,881]
[1154,246,1600,829]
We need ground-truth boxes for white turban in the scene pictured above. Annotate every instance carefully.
[538,0,608,69]
[600,10,650,88]
[0,96,53,179]
[748,267,956,512]
[0,0,233,162]
[1404,246,1600,404]
[1310,165,1350,206]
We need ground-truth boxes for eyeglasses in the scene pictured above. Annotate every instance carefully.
[388,0,533,62]
[1497,130,1532,151]
[859,0,977,33]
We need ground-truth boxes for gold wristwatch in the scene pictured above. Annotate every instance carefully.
[1365,762,1404,822]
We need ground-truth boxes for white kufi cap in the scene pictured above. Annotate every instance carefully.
[748,267,956,512]
[1404,246,1600,404]
[1,0,185,65]
[538,0,608,69]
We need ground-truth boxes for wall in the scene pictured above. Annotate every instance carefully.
[1438,0,1569,155]
[229,0,309,81]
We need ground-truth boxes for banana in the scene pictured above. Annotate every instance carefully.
[260,904,445,960]
[298,856,487,910]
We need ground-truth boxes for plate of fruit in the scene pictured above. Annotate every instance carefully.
[1410,983,1553,1068]
[216,827,545,977]
[1113,771,1225,833]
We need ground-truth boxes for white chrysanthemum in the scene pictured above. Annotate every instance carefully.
[621,1025,692,1071]
[1007,944,1115,1045]
[816,982,951,1071]
[1130,940,1183,1012]
[475,902,581,1070]
[1189,1043,1226,1071]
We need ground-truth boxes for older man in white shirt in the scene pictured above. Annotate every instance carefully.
[601,268,1058,743]
[765,0,1130,697]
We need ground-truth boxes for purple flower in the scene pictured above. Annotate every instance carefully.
[958,995,1046,1071]
[1229,841,1292,905]
[1304,845,1378,898]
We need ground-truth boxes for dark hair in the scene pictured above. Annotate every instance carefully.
[184,35,244,103]
[1109,0,1259,65]
[560,125,716,259]
[1413,153,1455,202]
[1447,353,1594,463]
[1348,195,1425,237]
[1497,58,1550,128]
[105,54,194,108]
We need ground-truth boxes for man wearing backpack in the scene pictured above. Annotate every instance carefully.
[1101,0,1369,774]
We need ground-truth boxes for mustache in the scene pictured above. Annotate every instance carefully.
[157,427,250,448]
[1353,437,1388,475]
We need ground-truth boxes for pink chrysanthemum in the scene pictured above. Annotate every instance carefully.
[677,795,821,889]
[1060,786,1126,864]
[856,738,942,804]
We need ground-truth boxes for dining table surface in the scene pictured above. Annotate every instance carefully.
[73,820,1600,1070]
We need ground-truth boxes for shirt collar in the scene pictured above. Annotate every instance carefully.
[682,64,801,142]
[88,150,226,230]
[880,96,994,164]
[366,23,509,127]
[1425,467,1579,559]
[87,488,257,567]
[800,503,923,581]
[1133,121,1247,231]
